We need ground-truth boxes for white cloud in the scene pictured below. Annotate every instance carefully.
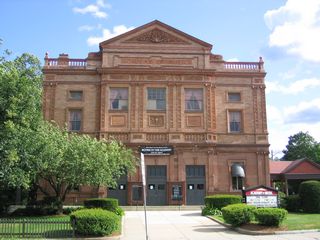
[73,0,109,18]
[266,78,320,94]
[264,0,320,62]
[267,101,320,153]
[87,25,135,46]
[78,25,95,31]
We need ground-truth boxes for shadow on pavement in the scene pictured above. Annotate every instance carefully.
[192,225,227,233]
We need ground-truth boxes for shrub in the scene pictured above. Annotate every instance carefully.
[284,195,301,212]
[204,195,243,210]
[63,206,84,215]
[254,208,287,226]
[201,206,222,216]
[278,191,286,208]
[11,206,57,216]
[299,180,320,213]
[221,203,256,226]
[114,206,125,216]
[70,208,120,236]
[84,198,119,212]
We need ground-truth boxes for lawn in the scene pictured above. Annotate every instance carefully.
[0,215,72,239]
[210,213,320,231]
[284,213,320,230]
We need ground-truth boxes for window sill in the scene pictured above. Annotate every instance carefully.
[146,110,166,113]
[185,110,203,113]
[108,109,128,113]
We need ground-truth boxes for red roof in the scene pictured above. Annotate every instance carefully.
[269,159,320,174]
[269,161,292,174]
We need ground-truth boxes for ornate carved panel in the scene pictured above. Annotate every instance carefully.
[211,85,216,130]
[130,84,136,128]
[206,86,211,130]
[148,115,165,127]
[186,116,202,127]
[138,84,144,128]
[176,85,181,129]
[100,85,106,130]
[252,86,258,132]
[110,115,126,127]
[146,133,168,142]
[169,85,174,128]
[124,28,189,44]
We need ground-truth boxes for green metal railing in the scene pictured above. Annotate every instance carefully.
[0,218,75,238]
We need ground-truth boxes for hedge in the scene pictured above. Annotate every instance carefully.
[254,208,287,226]
[299,180,320,213]
[284,195,301,212]
[84,198,119,212]
[70,208,120,236]
[204,195,243,210]
[221,203,256,226]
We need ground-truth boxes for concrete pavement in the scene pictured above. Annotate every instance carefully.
[120,210,320,240]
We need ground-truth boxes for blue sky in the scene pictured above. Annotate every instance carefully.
[1,0,320,158]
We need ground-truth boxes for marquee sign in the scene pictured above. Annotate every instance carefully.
[243,185,278,208]
[140,146,174,155]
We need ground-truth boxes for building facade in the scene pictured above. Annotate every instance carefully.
[42,20,270,205]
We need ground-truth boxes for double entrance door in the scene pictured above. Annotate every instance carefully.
[186,165,206,205]
[146,166,167,205]
[107,175,127,205]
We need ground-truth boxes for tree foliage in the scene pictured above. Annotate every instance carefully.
[282,131,320,163]
[0,46,137,212]
[0,46,42,188]
[30,122,137,212]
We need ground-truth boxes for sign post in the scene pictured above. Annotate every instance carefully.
[140,153,149,240]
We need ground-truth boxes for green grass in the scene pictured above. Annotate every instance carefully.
[284,213,320,230]
[0,215,72,238]
[210,212,320,230]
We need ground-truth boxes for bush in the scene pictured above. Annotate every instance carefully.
[11,206,57,216]
[221,203,256,226]
[84,198,119,212]
[70,208,120,236]
[204,195,243,210]
[278,191,286,208]
[284,195,301,212]
[201,206,222,216]
[63,206,84,215]
[114,207,125,216]
[254,208,287,226]
[299,180,320,213]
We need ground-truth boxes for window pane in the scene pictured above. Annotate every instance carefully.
[69,91,83,100]
[185,89,203,111]
[228,92,241,102]
[110,88,128,110]
[147,88,166,110]
[229,111,241,132]
[69,110,82,131]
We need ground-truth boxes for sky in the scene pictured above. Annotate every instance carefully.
[1,0,320,158]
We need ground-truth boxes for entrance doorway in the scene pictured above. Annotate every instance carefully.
[186,165,205,205]
[146,166,167,205]
[107,175,127,205]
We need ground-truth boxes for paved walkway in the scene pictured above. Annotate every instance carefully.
[121,210,320,240]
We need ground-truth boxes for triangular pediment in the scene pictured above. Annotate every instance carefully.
[99,20,212,49]
[123,28,189,45]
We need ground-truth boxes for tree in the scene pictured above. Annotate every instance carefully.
[0,45,42,189]
[282,131,320,163]
[31,122,137,213]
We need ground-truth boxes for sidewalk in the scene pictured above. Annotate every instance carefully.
[120,210,320,240]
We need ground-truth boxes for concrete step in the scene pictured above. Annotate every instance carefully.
[121,205,203,211]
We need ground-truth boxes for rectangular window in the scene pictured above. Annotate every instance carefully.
[69,90,83,101]
[147,88,166,110]
[69,109,82,131]
[185,89,203,111]
[229,111,242,133]
[228,92,241,102]
[232,177,243,190]
[110,88,128,110]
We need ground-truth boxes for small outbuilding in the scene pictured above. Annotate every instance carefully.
[270,158,320,195]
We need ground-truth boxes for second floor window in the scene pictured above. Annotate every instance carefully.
[110,88,128,110]
[69,90,83,101]
[228,92,241,102]
[69,109,82,131]
[147,88,166,110]
[185,89,203,111]
[229,111,242,133]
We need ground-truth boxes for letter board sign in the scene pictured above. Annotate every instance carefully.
[243,185,278,208]
[140,146,174,155]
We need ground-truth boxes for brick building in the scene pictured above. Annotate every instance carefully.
[42,20,270,205]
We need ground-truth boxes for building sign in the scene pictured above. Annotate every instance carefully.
[140,146,174,155]
[243,185,278,208]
